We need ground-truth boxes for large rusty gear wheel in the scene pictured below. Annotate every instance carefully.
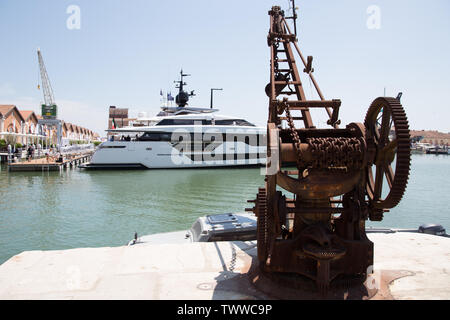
[364,97,411,210]
[255,187,269,265]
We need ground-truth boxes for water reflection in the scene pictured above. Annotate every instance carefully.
[0,154,449,265]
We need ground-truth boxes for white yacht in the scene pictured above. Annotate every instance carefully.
[81,72,266,169]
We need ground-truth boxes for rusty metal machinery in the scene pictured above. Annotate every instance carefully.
[248,5,411,293]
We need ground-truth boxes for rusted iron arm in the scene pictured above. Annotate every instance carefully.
[282,18,339,128]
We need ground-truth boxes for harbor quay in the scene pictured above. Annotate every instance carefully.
[0,232,448,300]
[7,152,92,172]
[0,104,99,170]
[0,105,99,149]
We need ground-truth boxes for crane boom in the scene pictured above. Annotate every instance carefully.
[37,48,55,106]
[37,48,57,119]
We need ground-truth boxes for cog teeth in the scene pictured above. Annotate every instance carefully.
[365,98,411,210]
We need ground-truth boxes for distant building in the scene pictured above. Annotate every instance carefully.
[0,105,32,145]
[108,106,135,136]
[410,130,450,146]
[0,105,25,135]
[19,110,39,146]
[0,104,100,147]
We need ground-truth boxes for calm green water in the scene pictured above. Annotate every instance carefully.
[0,154,449,264]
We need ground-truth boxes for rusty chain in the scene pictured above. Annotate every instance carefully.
[307,137,364,169]
[283,101,306,168]
[282,99,364,170]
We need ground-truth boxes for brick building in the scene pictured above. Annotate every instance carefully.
[108,106,135,135]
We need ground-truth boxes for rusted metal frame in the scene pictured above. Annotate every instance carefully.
[282,18,338,129]
[379,107,391,148]
[269,33,296,42]
[380,140,396,189]
[269,13,274,36]
[282,40,313,128]
[385,165,394,189]
[285,197,344,205]
[287,207,344,214]
[373,108,392,200]
[270,44,276,101]
[282,170,299,175]
[269,14,277,118]
[282,18,325,100]
[266,175,278,267]
[270,15,275,99]
[273,80,301,85]
[269,49,278,123]
[276,99,341,109]
[278,91,297,96]
[281,37,306,101]
[279,116,304,121]
[254,6,411,293]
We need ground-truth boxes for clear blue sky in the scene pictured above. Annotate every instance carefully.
[0,0,449,135]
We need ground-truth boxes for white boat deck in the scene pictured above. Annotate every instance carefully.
[0,232,449,300]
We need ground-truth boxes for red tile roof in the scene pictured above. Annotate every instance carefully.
[19,110,37,122]
[0,105,25,122]
[1,105,99,137]
[0,105,16,117]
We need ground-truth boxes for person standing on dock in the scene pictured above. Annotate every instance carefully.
[27,145,33,161]
[7,144,11,164]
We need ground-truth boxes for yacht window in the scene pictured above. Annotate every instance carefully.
[156,119,214,126]
[138,132,172,141]
[214,119,255,126]
[155,118,255,127]
[156,119,193,126]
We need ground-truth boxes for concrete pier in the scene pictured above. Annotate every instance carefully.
[0,232,448,300]
[7,153,92,172]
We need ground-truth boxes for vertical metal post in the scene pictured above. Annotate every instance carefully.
[291,0,297,37]
[7,144,12,165]
[57,121,62,151]
[210,88,223,109]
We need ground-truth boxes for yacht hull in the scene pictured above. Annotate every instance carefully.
[82,139,266,169]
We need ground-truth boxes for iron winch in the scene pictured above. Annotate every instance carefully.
[247,4,411,294]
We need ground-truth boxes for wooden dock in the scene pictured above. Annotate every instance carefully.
[7,153,92,172]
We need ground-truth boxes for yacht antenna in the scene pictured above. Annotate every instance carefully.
[210,88,223,109]
[174,69,195,107]
[285,0,298,37]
